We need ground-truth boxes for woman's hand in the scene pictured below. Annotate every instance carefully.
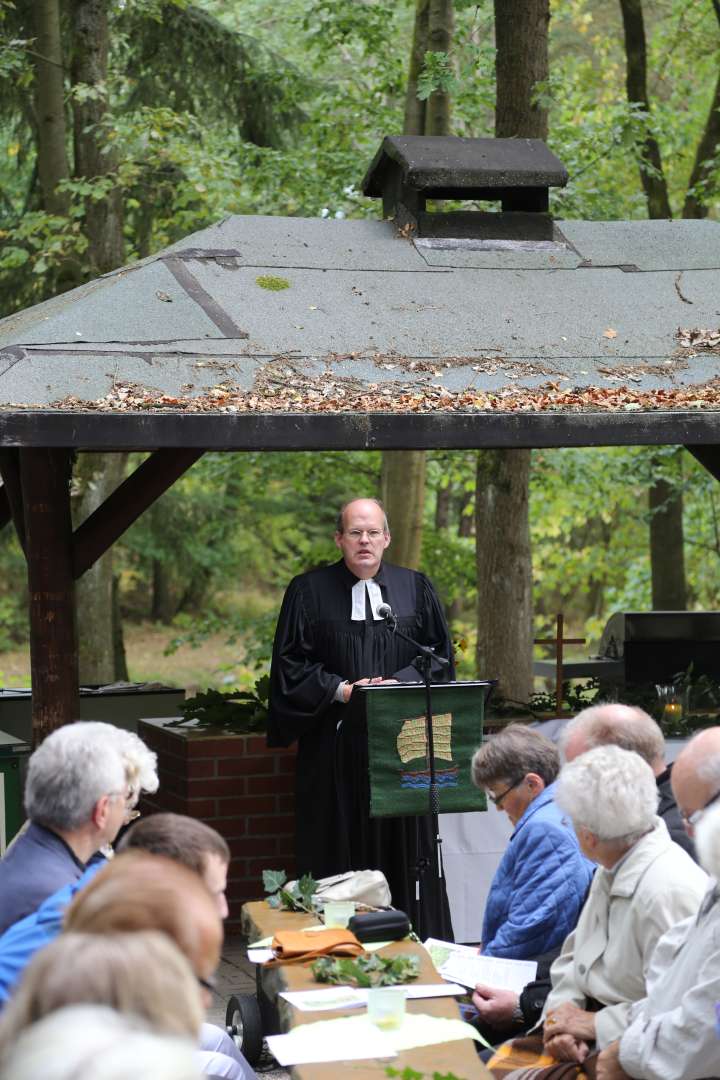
[544,1033,590,1063]
[544,1001,597,1043]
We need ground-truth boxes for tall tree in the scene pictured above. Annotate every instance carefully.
[32,0,70,217]
[618,0,672,219]
[387,0,455,570]
[649,451,687,610]
[473,0,548,704]
[70,1,127,682]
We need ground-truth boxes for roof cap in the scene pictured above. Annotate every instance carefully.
[362,135,568,227]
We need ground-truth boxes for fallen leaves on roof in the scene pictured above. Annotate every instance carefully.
[15,374,719,414]
[677,327,720,351]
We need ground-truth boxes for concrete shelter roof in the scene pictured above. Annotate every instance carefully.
[0,212,719,450]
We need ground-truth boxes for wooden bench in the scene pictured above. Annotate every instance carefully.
[241,900,493,1079]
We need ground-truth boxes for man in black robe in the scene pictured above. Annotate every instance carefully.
[268,497,454,935]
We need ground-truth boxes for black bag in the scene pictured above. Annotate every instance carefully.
[348,909,410,943]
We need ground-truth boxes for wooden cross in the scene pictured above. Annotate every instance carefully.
[534,613,586,718]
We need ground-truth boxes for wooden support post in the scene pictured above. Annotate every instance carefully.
[20,448,79,745]
[686,445,720,483]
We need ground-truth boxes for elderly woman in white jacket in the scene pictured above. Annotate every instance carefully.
[537,744,707,1067]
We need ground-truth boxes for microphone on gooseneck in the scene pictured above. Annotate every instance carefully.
[377,603,396,625]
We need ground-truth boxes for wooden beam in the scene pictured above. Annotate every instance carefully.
[686,444,720,482]
[20,448,78,745]
[72,448,204,579]
[0,449,27,552]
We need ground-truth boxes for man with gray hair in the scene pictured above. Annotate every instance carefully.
[560,703,691,855]
[0,721,158,935]
[596,727,720,1080]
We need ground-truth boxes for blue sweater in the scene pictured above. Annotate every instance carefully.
[482,782,594,959]
[0,861,103,1006]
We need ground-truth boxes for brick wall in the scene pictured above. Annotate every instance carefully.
[138,719,297,933]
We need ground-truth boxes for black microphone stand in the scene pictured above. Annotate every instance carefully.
[382,611,450,941]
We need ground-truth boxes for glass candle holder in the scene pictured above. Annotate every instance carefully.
[323,901,356,928]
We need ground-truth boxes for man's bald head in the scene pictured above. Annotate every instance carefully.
[671,727,720,836]
[64,851,222,983]
[561,703,665,774]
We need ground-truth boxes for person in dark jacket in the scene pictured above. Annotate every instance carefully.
[559,704,694,857]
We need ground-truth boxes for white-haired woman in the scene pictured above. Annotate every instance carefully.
[487,745,707,1079]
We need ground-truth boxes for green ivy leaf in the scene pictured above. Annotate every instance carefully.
[262,868,287,894]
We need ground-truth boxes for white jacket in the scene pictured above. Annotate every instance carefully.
[543,817,708,1047]
[620,882,720,1080]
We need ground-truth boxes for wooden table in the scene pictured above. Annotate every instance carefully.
[242,901,492,1080]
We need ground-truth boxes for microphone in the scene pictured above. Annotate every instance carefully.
[377,602,395,621]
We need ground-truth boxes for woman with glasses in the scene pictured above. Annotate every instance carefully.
[471,725,594,962]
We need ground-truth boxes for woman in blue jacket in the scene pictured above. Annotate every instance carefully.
[471,724,593,960]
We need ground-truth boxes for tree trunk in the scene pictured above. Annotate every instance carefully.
[426,0,454,135]
[472,0,548,704]
[112,574,129,681]
[494,0,550,140]
[404,0,429,136]
[72,453,128,683]
[682,67,720,219]
[70,0,124,275]
[151,557,175,624]
[435,483,452,530]
[475,450,533,702]
[649,455,686,610]
[618,0,673,219]
[32,0,71,217]
[381,452,426,570]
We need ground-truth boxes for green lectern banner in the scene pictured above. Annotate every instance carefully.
[364,683,488,817]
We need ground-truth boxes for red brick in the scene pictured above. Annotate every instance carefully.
[217,759,252,778]
[228,837,278,858]
[187,737,247,759]
[187,778,243,798]
[247,775,295,795]
[182,798,218,818]
[244,857,290,877]
[243,736,269,756]
[205,817,247,839]
[186,758,217,779]
[216,795,275,816]
[277,756,297,774]
[275,836,297,858]
[277,794,294,812]
[248,815,295,836]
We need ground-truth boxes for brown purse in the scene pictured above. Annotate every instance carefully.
[265,928,364,966]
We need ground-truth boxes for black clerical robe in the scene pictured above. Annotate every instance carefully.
[268,558,454,934]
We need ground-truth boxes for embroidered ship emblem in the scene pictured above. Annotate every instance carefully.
[397,713,459,789]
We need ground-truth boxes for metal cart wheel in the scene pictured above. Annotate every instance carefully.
[225,992,263,1067]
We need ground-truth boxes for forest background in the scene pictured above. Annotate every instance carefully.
[0,0,719,711]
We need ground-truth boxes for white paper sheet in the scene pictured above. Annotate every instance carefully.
[248,948,273,964]
[279,982,466,1012]
[441,954,537,993]
[266,1012,483,1065]
[424,937,536,994]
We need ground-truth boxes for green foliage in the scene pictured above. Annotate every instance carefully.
[386,1069,466,1080]
[168,675,269,733]
[312,953,421,988]
[264,869,318,913]
[417,52,458,100]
